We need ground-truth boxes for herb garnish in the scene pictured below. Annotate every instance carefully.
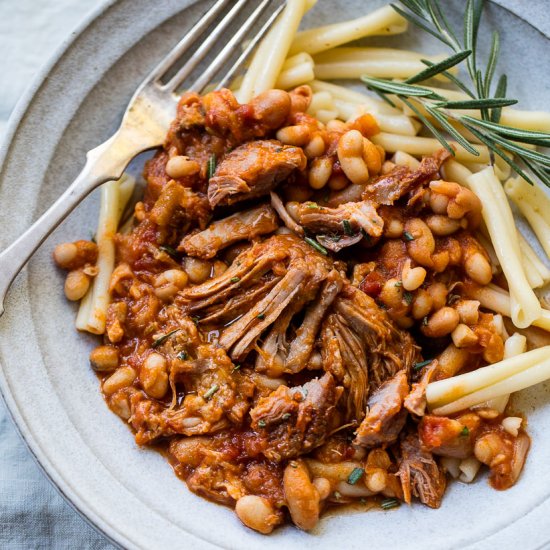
[230,276,241,283]
[281,413,291,420]
[342,219,354,236]
[232,364,241,373]
[347,467,365,485]
[380,497,401,510]
[257,312,266,320]
[305,237,328,255]
[403,231,415,242]
[177,350,188,361]
[152,329,179,348]
[361,0,550,187]
[207,154,217,179]
[413,359,432,371]
[258,420,267,428]
[404,291,413,305]
[460,426,470,437]
[203,384,219,401]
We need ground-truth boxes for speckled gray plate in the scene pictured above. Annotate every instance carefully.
[1,1,550,549]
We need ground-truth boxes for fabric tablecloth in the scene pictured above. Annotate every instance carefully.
[0,1,546,549]
[0,3,115,548]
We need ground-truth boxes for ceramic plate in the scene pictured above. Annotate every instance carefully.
[1,1,550,548]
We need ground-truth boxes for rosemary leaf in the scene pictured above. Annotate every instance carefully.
[460,116,550,146]
[400,97,455,156]
[484,30,500,97]
[464,123,536,185]
[405,50,472,84]
[207,154,217,179]
[431,0,460,47]
[152,329,180,349]
[488,133,550,168]
[521,158,550,189]
[464,0,477,80]
[435,97,517,110]
[390,4,453,47]
[362,76,444,98]
[425,104,480,156]
[491,74,507,123]
[305,237,328,255]
[421,59,476,98]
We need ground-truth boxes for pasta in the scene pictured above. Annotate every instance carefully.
[288,5,407,56]
[76,174,135,333]
[466,167,541,328]
[237,0,306,103]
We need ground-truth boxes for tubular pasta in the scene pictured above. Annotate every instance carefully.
[237,0,306,103]
[76,174,135,334]
[426,346,550,411]
[371,133,489,163]
[310,79,402,115]
[467,167,541,328]
[288,5,407,56]
[465,284,550,332]
[313,55,451,81]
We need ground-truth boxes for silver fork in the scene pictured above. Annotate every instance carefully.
[0,0,285,316]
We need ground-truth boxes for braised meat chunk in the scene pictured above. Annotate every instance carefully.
[250,373,343,461]
[354,370,409,448]
[179,204,279,259]
[208,140,307,207]
[397,433,446,509]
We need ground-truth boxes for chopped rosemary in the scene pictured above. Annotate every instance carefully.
[305,237,328,255]
[422,316,429,326]
[177,350,188,361]
[232,364,241,373]
[461,426,470,437]
[230,276,241,283]
[152,329,179,348]
[395,281,403,287]
[403,231,415,242]
[159,245,179,258]
[347,467,365,485]
[203,384,219,401]
[257,312,266,320]
[281,412,291,420]
[342,219,354,236]
[413,359,432,371]
[307,202,318,209]
[191,316,200,325]
[207,154,217,179]
[380,497,401,510]
[258,420,267,428]
[404,291,413,305]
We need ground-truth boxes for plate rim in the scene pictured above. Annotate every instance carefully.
[0,1,548,549]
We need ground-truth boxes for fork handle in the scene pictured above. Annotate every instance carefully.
[0,131,141,316]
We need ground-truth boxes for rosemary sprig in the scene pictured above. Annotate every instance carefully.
[362,0,550,187]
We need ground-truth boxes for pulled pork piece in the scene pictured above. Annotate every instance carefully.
[397,433,446,508]
[177,234,334,363]
[320,284,419,422]
[363,149,450,205]
[286,200,383,252]
[208,140,307,207]
[404,362,437,417]
[353,370,409,448]
[179,204,279,259]
[250,373,343,462]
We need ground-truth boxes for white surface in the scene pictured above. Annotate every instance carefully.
[0,0,547,549]
[0,1,114,548]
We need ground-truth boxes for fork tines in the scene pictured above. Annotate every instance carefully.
[150,0,286,95]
